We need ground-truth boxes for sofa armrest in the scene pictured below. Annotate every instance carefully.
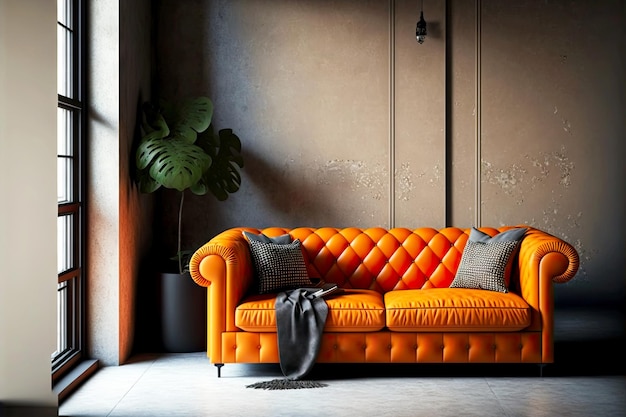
[189,228,257,362]
[516,227,579,362]
[517,227,579,290]
[189,228,251,287]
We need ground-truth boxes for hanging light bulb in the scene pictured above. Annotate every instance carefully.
[416,1,427,44]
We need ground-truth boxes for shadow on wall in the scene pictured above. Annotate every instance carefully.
[160,146,338,259]
[132,252,163,354]
[240,147,333,227]
[155,0,210,98]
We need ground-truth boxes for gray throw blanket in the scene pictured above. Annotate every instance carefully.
[246,288,329,389]
[275,288,328,379]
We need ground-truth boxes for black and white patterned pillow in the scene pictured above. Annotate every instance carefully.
[248,238,312,294]
[450,240,519,293]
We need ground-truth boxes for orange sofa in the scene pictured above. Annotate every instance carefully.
[189,226,579,377]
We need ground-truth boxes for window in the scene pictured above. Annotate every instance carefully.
[54,0,85,383]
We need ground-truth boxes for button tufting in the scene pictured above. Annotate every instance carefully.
[257,345,261,349]
[413,344,418,350]
[387,344,392,350]
[466,344,470,350]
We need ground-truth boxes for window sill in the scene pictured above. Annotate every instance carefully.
[54,359,99,403]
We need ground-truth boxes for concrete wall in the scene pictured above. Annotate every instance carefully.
[154,0,625,308]
[0,0,58,413]
[87,0,153,365]
[478,0,625,307]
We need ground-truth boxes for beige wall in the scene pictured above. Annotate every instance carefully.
[154,0,625,308]
[478,0,625,306]
[0,0,58,412]
[87,0,152,365]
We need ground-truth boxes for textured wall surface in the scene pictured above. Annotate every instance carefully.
[119,0,154,364]
[88,0,153,365]
[153,0,625,308]
[479,0,624,305]
[87,0,121,367]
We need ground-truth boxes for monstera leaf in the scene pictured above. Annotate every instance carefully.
[136,97,214,192]
[160,97,213,144]
[133,96,244,274]
[197,128,244,201]
[138,137,211,192]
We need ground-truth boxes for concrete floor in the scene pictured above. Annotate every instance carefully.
[59,309,625,417]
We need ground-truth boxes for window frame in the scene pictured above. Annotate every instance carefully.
[53,0,86,384]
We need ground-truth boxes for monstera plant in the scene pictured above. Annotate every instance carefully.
[135,96,244,274]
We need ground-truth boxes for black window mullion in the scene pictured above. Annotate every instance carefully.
[72,0,80,103]
[77,0,87,367]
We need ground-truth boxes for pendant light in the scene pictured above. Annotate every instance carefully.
[416,0,427,44]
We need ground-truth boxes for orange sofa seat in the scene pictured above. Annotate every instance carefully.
[385,288,531,332]
[236,289,385,333]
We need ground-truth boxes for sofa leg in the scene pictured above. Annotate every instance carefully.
[215,363,224,378]
[538,364,546,377]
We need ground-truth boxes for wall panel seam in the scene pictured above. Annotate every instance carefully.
[444,0,450,227]
[389,0,396,228]
[475,0,482,227]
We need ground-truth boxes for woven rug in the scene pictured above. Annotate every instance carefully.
[246,378,327,390]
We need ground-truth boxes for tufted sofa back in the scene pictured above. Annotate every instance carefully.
[254,226,520,293]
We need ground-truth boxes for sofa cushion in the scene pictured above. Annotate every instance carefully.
[450,240,518,293]
[384,288,531,332]
[450,227,528,293]
[235,289,386,332]
[248,239,313,294]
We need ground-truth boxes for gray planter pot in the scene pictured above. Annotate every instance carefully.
[160,271,207,353]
